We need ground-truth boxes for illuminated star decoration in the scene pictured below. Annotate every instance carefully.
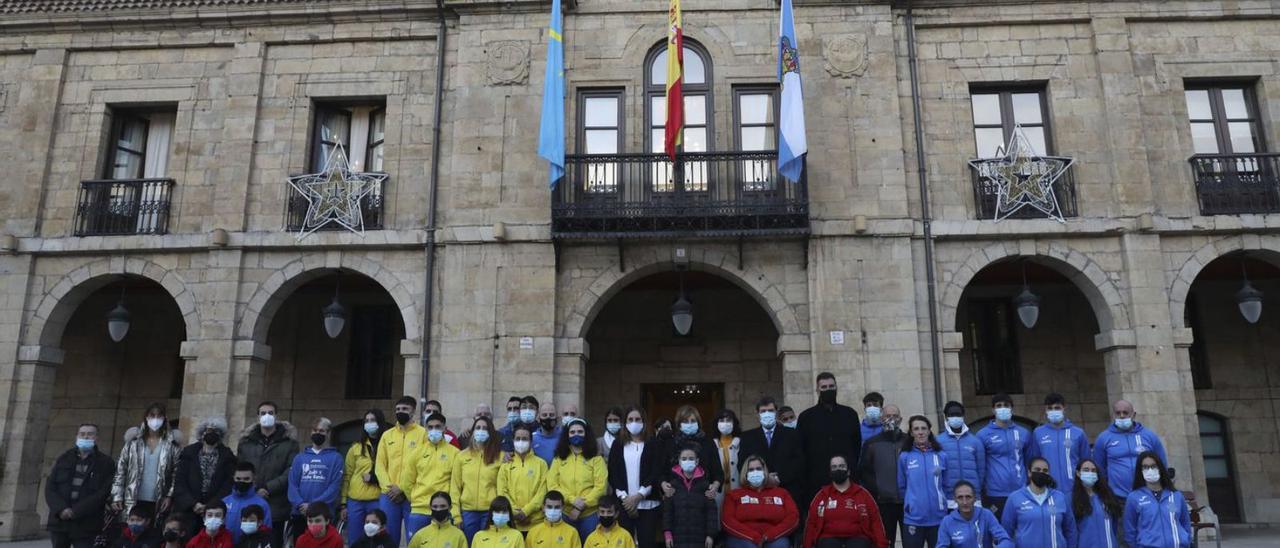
[286,143,386,239]
[968,125,1074,222]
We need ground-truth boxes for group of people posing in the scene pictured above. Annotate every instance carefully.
[45,372,1194,548]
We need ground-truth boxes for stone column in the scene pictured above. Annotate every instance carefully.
[552,337,588,409]
[399,338,423,401]
[940,331,966,408]
[224,341,272,442]
[779,334,813,409]
[0,345,64,539]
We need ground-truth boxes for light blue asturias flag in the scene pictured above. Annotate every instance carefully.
[537,0,566,188]
[777,0,807,183]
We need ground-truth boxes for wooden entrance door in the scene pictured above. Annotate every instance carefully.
[1198,412,1241,523]
[642,383,725,430]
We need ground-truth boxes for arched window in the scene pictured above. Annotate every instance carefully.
[645,40,712,192]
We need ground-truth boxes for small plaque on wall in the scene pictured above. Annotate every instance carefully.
[829,331,845,345]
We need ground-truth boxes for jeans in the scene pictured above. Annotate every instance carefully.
[405,513,433,543]
[346,499,380,545]
[461,511,490,543]
[727,537,792,548]
[901,524,938,548]
[378,494,413,546]
[566,512,599,542]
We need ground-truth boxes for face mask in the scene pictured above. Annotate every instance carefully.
[76,438,95,451]
[163,530,181,542]
[746,470,766,487]
[311,433,327,446]
[864,406,881,421]
[606,422,621,435]
[759,411,777,428]
[539,418,557,430]
[885,418,901,431]
[472,429,490,443]
[819,389,837,405]
[1030,472,1054,488]
[259,414,276,429]
[507,411,520,424]
[513,440,531,454]
[680,459,697,473]
[520,409,537,423]
[234,481,253,494]
[717,421,734,435]
[431,509,450,523]
[626,422,644,436]
[1115,418,1134,430]
[830,469,849,484]
[544,508,562,523]
[946,417,965,431]
[680,422,699,435]
[1142,468,1162,484]
[569,435,585,446]
[363,523,381,538]
[395,412,411,425]
[240,522,258,536]
[364,422,379,436]
[1047,410,1065,424]
[492,513,510,527]
[782,421,798,429]
[561,416,575,426]
[203,431,222,446]
[203,517,222,532]
[129,524,146,536]
[147,418,165,431]
[307,524,325,536]
[599,515,616,528]
[994,408,1013,422]
[427,429,444,443]
[1079,471,1098,487]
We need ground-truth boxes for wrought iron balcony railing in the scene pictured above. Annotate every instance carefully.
[969,163,1078,220]
[1190,153,1280,215]
[74,178,175,236]
[552,151,809,238]
[285,175,387,231]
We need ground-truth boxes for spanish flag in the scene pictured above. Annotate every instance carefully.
[664,0,684,162]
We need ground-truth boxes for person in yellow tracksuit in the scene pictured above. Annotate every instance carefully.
[403,412,460,541]
[497,424,548,532]
[526,491,581,548]
[546,419,608,543]
[375,397,428,546]
[470,496,524,548]
[582,496,635,548]
[343,410,387,545]
[408,491,467,548]
[451,416,503,543]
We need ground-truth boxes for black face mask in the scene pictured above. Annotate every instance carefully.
[431,509,451,523]
[311,433,327,446]
[1030,472,1055,489]
[539,418,556,430]
[395,412,412,425]
[202,431,222,446]
[830,469,849,484]
[234,481,253,494]
[819,389,837,405]
[599,515,617,528]
[163,530,181,542]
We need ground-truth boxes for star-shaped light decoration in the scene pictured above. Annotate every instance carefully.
[968,125,1075,222]
[287,143,387,239]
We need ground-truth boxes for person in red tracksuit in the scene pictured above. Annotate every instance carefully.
[803,455,888,548]
[722,456,799,548]
[295,502,343,548]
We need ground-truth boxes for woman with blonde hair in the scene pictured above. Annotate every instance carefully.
[661,406,723,498]
[721,455,798,548]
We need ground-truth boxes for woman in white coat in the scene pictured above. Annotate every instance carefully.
[712,409,741,513]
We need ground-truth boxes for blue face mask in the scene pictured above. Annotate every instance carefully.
[680,422,699,435]
[994,408,1013,422]
[129,524,147,536]
[1114,417,1134,430]
[544,508,562,523]
[1079,471,1098,487]
[364,422,379,436]
[520,409,537,423]
[606,422,621,435]
[472,429,490,443]
[507,411,519,424]
[1046,410,1065,424]
[569,435,585,446]
[427,429,444,443]
[759,411,777,428]
[680,459,697,473]
[746,470,766,487]
[75,438,95,451]
[491,513,510,528]
[864,406,881,421]
[946,416,965,431]
[240,522,258,536]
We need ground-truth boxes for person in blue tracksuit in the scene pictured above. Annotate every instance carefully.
[860,392,885,448]
[1000,457,1076,548]
[1123,451,1191,548]
[1092,399,1167,499]
[936,481,1013,548]
[288,418,344,539]
[223,462,273,543]
[898,415,947,548]
[1071,458,1121,548]
[938,401,985,505]
[1027,393,1090,493]
[977,393,1030,519]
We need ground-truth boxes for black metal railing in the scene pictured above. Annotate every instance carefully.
[1190,153,1280,215]
[285,176,386,231]
[970,163,1078,220]
[74,179,175,236]
[552,151,809,238]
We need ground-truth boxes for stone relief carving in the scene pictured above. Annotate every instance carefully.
[486,40,530,86]
[823,34,868,78]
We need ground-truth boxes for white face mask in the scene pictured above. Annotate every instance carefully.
[147,418,165,432]
[258,414,276,429]
[363,523,381,538]
[1142,468,1162,485]
[717,421,734,435]
[626,422,644,436]
[782,420,797,429]
[513,440,531,454]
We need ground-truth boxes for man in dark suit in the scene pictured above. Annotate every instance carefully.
[737,396,806,507]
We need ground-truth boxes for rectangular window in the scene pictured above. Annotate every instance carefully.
[734,87,778,191]
[1185,83,1265,155]
[345,305,398,399]
[967,298,1023,395]
[577,89,623,193]
[311,102,387,172]
[970,86,1052,158]
[104,108,176,180]
[649,94,709,192]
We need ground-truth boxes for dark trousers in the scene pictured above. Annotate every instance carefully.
[876,501,903,545]
[270,518,289,548]
[622,508,661,547]
[815,538,871,548]
[985,496,1009,521]
[50,530,95,548]
[901,525,938,548]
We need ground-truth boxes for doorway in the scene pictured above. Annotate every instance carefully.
[1198,412,1241,523]
[643,383,725,428]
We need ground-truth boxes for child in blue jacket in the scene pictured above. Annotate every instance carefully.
[978,394,1031,518]
[1027,394,1090,492]
[938,401,985,503]
[936,481,1012,548]
[898,415,948,548]
[224,462,273,543]
[1122,451,1191,548]
[288,419,345,526]
[1000,457,1075,548]
[1071,459,1121,548]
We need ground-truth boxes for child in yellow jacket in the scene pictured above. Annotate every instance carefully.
[546,419,608,542]
[408,491,467,548]
[526,491,581,548]
[470,497,524,548]
[583,496,635,548]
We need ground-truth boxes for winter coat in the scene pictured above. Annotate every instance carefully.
[547,452,609,517]
[1027,420,1090,492]
[977,421,1031,498]
[450,447,502,519]
[797,403,862,496]
[1122,487,1191,548]
[936,508,1013,548]
[45,447,117,538]
[342,438,381,503]
[898,446,948,527]
[1075,491,1119,548]
[859,420,884,450]
[185,527,233,548]
[938,425,986,499]
[606,438,665,505]
[1092,423,1168,499]
[295,525,342,548]
[665,432,725,488]
[721,485,798,544]
[236,422,300,520]
[497,451,548,530]
[1000,487,1076,548]
[737,426,805,509]
[802,482,887,548]
[111,526,163,548]
[172,439,237,517]
[712,436,740,492]
[111,426,182,514]
[287,446,344,515]
[222,489,272,543]
[661,466,718,547]
[234,529,274,548]
[858,429,906,503]
[350,531,396,548]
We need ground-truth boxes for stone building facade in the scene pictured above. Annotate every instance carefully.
[1,0,1279,539]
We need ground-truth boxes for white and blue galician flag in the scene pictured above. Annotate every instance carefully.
[537,0,566,188]
[777,0,807,183]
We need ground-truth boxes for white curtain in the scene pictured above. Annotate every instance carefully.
[138,112,174,232]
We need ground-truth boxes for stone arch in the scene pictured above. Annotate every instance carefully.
[1168,234,1280,328]
[236,254,419,344]
[25,257,200,347]
[560,247,802,340]
[939,241,1129,333]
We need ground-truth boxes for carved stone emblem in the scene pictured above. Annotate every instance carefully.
[486,41,530,85]
[823,34,868,78]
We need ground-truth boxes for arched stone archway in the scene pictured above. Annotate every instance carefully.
[1168,234,1280,328]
